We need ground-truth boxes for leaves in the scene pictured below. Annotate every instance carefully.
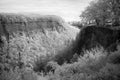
[80,0,120,26]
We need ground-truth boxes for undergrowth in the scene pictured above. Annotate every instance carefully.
[47,45,120,80]
[0,32,120,80]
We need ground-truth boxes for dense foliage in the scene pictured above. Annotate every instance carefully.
[0,34,120,80]
[0,12,120,80]
[47,45,120,80]
[80,0,120,26]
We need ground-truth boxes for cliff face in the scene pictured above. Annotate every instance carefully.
[0,13,79,68]
[0,13,67,38]
[74,26,120,54]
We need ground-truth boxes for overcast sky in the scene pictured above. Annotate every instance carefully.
[0,0,93,21]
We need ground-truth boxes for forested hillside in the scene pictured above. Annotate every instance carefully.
[0,13,80,80]
[0,0,120,80]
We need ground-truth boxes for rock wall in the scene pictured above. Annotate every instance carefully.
[75,26,120,54]
[0,13,69,40]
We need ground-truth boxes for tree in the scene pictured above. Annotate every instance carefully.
[106,0,120,26]
[80,0,120,27]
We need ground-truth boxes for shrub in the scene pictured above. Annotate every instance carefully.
[0,69,20,80]
[21,70,38,80]
[107,47,120,64]
[48,45,120,80]
[0,67,43,80]
[48,47,108,80]
[45,61,59,74]
[94,63,120,80]
[78,46,107,64]
[33,53,54,74]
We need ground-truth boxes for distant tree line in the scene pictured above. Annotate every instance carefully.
[80,0,120,27]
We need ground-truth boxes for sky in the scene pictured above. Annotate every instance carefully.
[0,0,93,22]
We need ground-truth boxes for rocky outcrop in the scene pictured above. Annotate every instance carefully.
[75,26,120,54]
[0,13,69,40]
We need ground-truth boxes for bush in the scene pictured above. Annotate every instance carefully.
[48,45,120,80]
[21,70,38,80]
[0,69,20,80]
[94,63,120,80]
[0,67,44,80]
[107,46,120,64]
[48,47,108,80]
[33,53,54,74]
